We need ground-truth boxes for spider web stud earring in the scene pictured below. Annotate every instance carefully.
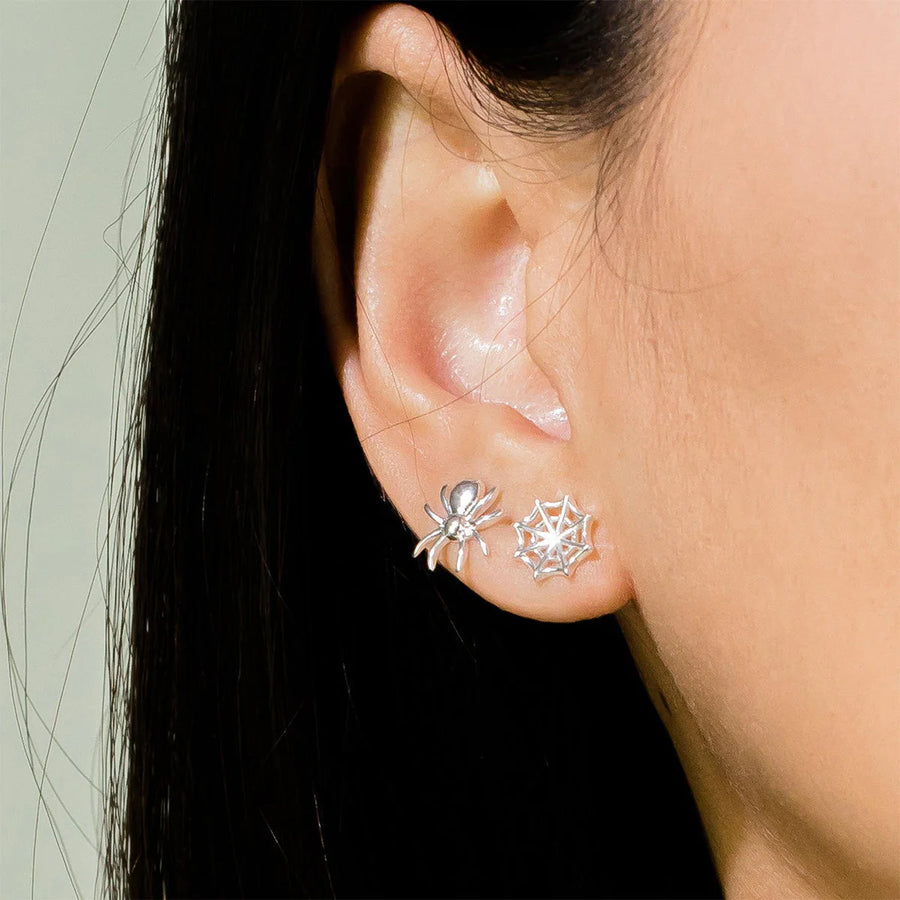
[413,480,502,573]
[513,495,593,580]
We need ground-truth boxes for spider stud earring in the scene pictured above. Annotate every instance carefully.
[513,495,593,580]
[413,480,502,573]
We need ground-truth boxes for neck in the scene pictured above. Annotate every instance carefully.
[615,603,873,900]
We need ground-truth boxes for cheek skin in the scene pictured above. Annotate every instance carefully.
[587,0,900,889]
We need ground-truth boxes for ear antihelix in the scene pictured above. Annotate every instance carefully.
[425,241,572,441]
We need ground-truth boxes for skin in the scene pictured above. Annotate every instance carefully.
[315,3,900,897]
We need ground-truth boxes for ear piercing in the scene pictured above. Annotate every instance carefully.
[413,483,594,579]
[513,495,592,580]
[413,480,502,572]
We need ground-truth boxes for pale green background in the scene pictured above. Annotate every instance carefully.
[1,3,164,897]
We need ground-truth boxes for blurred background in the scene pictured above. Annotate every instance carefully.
[1,3,163,897]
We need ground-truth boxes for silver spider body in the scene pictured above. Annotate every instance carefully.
[413,480,502,572]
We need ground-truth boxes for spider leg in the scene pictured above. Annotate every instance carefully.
[469,486,497,518]
[455,540,467,573]
[440,485,452,516]
[413,529,440,558]
[427,535,450,571]
[474,508,502,527]
[424,504,443,526]
[473,529,489,556]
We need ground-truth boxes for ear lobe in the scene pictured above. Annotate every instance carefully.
[313,5,633,621]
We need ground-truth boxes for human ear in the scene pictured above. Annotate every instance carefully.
[313,5,632,622]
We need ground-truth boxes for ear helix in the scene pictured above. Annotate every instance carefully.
[412,481,595,579]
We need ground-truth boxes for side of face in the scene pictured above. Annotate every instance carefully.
[590,2,900,892]
[314,3,900,894]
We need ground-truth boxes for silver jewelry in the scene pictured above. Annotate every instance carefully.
[413,480,502,573]
[513,495,592,580]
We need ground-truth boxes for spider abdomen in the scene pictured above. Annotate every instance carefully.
[449,481,480,515]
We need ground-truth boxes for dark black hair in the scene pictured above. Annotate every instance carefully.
[107,3,721,897]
